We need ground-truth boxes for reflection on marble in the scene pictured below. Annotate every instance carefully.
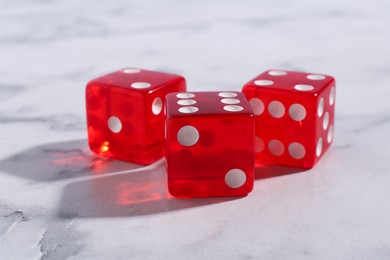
[58,158,236,218]
[1,0,390,259]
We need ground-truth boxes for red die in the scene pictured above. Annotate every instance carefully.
[242,70,335,169]
[86,68,186,165]
[165,91,255,197]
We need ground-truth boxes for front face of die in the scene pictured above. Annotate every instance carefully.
[165,92,255,197]
[242,70,335,168]
[86,68,186,165]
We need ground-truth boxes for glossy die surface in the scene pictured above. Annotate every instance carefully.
[86,68,186,165]
[242,70,335,168]
[165,91,255,197]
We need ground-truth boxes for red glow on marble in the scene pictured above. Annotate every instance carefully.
[116,183,162,205]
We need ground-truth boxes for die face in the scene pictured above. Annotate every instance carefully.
[86,68,186,165]
[165,92,255,197]
[166,91,253,118]
[86,84,147,161]
[314,83,336,165]
[242,70,335,168]
[90,68,184,93]
[245,70,334,95]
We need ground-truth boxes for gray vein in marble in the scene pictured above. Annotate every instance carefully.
[38,220,84,260]
[352,115,390,134]
[0,84,25,101]
[0,206,28,241]
[0,114,84,131]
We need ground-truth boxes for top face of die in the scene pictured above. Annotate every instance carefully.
[88,68,184,92]
[166,91,253,118]
[244,70,335,95]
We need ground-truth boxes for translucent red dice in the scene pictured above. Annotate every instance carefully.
[86,68,186,165]
[242,70,335,168]
[165,91,255,197]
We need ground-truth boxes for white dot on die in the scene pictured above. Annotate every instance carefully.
[268,101,285,118]
[131,82,151,89]
[107,116,122,133]
[288,142,306,159]
[328,125,334,143]
[177,99,196,106]
[176,93,195,98]
[289,104,306,121]
[268,139,285,156]
[318,98,324,117]
[225,169,246,188]
[268,70,287,76]
[177,126,199,146]
[294,84,314,91]
[254,80,274,86]
[179,106,199,113]
[255,136,265,153]
[323,112,329,130]
[123,68,141,74]
[329,87,335,105]
[219,92,237,98]
[307,74,326,80]
[152,97,162,115]
[224,105,244,112]
[221,98,240,104]
[249,98,265,116]
[316,138,323,157]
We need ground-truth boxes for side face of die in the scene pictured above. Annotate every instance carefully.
[242,70,335,168]
[165,91,255,197]
[86,68,186,165]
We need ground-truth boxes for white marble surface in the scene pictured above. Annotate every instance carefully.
[1,0,390,259]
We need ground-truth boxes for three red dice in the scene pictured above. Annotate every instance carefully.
[165,91,255,197]
[86,68,186,165]
[242,70,335,168]
[85,67,336,198]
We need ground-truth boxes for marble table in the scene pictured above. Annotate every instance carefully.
[1,0,390,259]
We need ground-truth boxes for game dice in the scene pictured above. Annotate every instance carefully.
[86,68,186,165]
[165,91,255,197]
[242,70,335,168]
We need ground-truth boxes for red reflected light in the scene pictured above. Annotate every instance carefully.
[116,182,163,205]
